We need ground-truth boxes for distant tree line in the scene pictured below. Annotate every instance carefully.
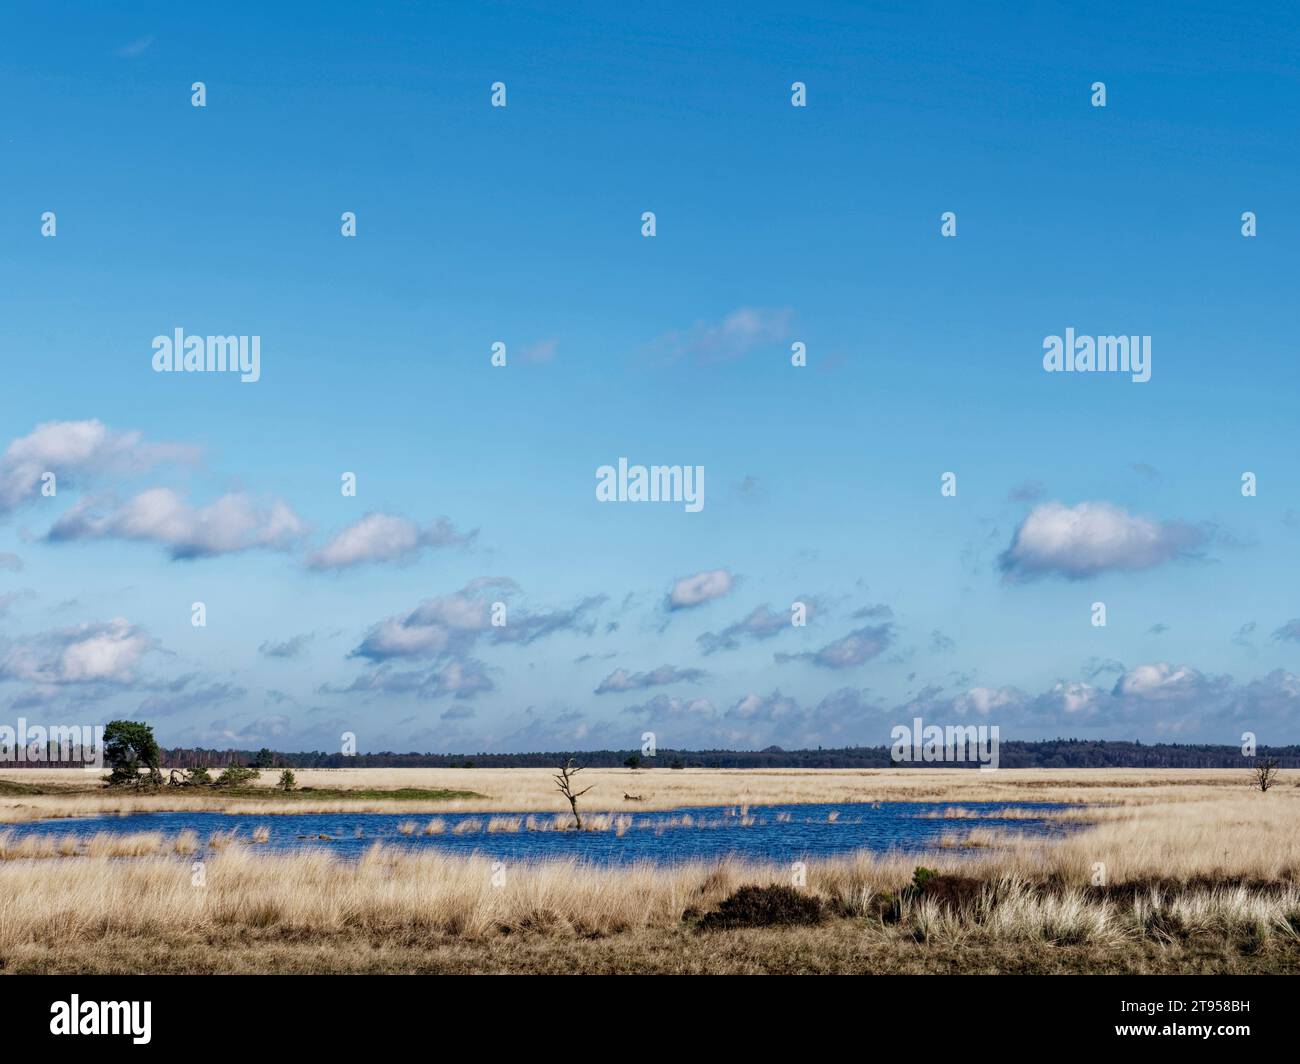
[143,739,1300,771]
[9,734,1299,772]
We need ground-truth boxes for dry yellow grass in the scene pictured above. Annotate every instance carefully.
[0,831,1293,973]
[0,769,1295,972]
[0,766,1282,822]
[0,786,1294,972]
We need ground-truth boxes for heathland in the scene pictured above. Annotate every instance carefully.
[0,767,1295,974]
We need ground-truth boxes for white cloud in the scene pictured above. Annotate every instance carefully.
[1000,501,1203,581]
[0,419,196,516]
[1113,662,1206,701]
[0,619,153,685]
[46,488,307,559]
[951,686,1024,716]
[306,512,473,570]
[353,589,496,662]
[351,579,600,665]
[595,664,706,694]
[668,568,734,610]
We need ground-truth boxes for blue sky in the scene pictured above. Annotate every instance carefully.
[2,1,1298,752]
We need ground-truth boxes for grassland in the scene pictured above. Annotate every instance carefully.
[0,767,1295,973]
[0,765,1273,822]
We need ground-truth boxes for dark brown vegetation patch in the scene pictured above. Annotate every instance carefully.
[696,884,825,932]
[1080,874,1296,902]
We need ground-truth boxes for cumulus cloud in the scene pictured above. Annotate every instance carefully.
[0,619,153,685]
[353,583,604,662]
[999,501,1204,581]
[595,664,706,694]
[306,513,474,571]
[46,488,307,559]
[898,658,1253,736]
[667,569,734,610]
[0,419,197,517]
[426,659,495,698]
[776,624,893,670]
[622,693,718,720]
[697,601,813,654]
[352,586,498,662]
[1112,662,1211,701]
[1221,669,1300,723]
[949,686,1025,717]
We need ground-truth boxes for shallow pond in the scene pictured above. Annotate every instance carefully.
[8,800,1081,865]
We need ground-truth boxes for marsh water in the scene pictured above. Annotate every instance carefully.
[11,801,1078,865]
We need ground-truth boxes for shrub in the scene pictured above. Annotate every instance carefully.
[214,764,260,788]
[912,872,986,912]
[696,884,825,932]
[278,769,296,792]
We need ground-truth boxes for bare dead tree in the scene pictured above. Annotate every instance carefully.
[554,758,594,829]
[1253,757,1279,792]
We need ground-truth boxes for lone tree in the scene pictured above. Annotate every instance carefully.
[103,720,162,788]
[624,754,641,770]
[554,758,594,830]
[1253,757,1280,792]
[278,769,297,792]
